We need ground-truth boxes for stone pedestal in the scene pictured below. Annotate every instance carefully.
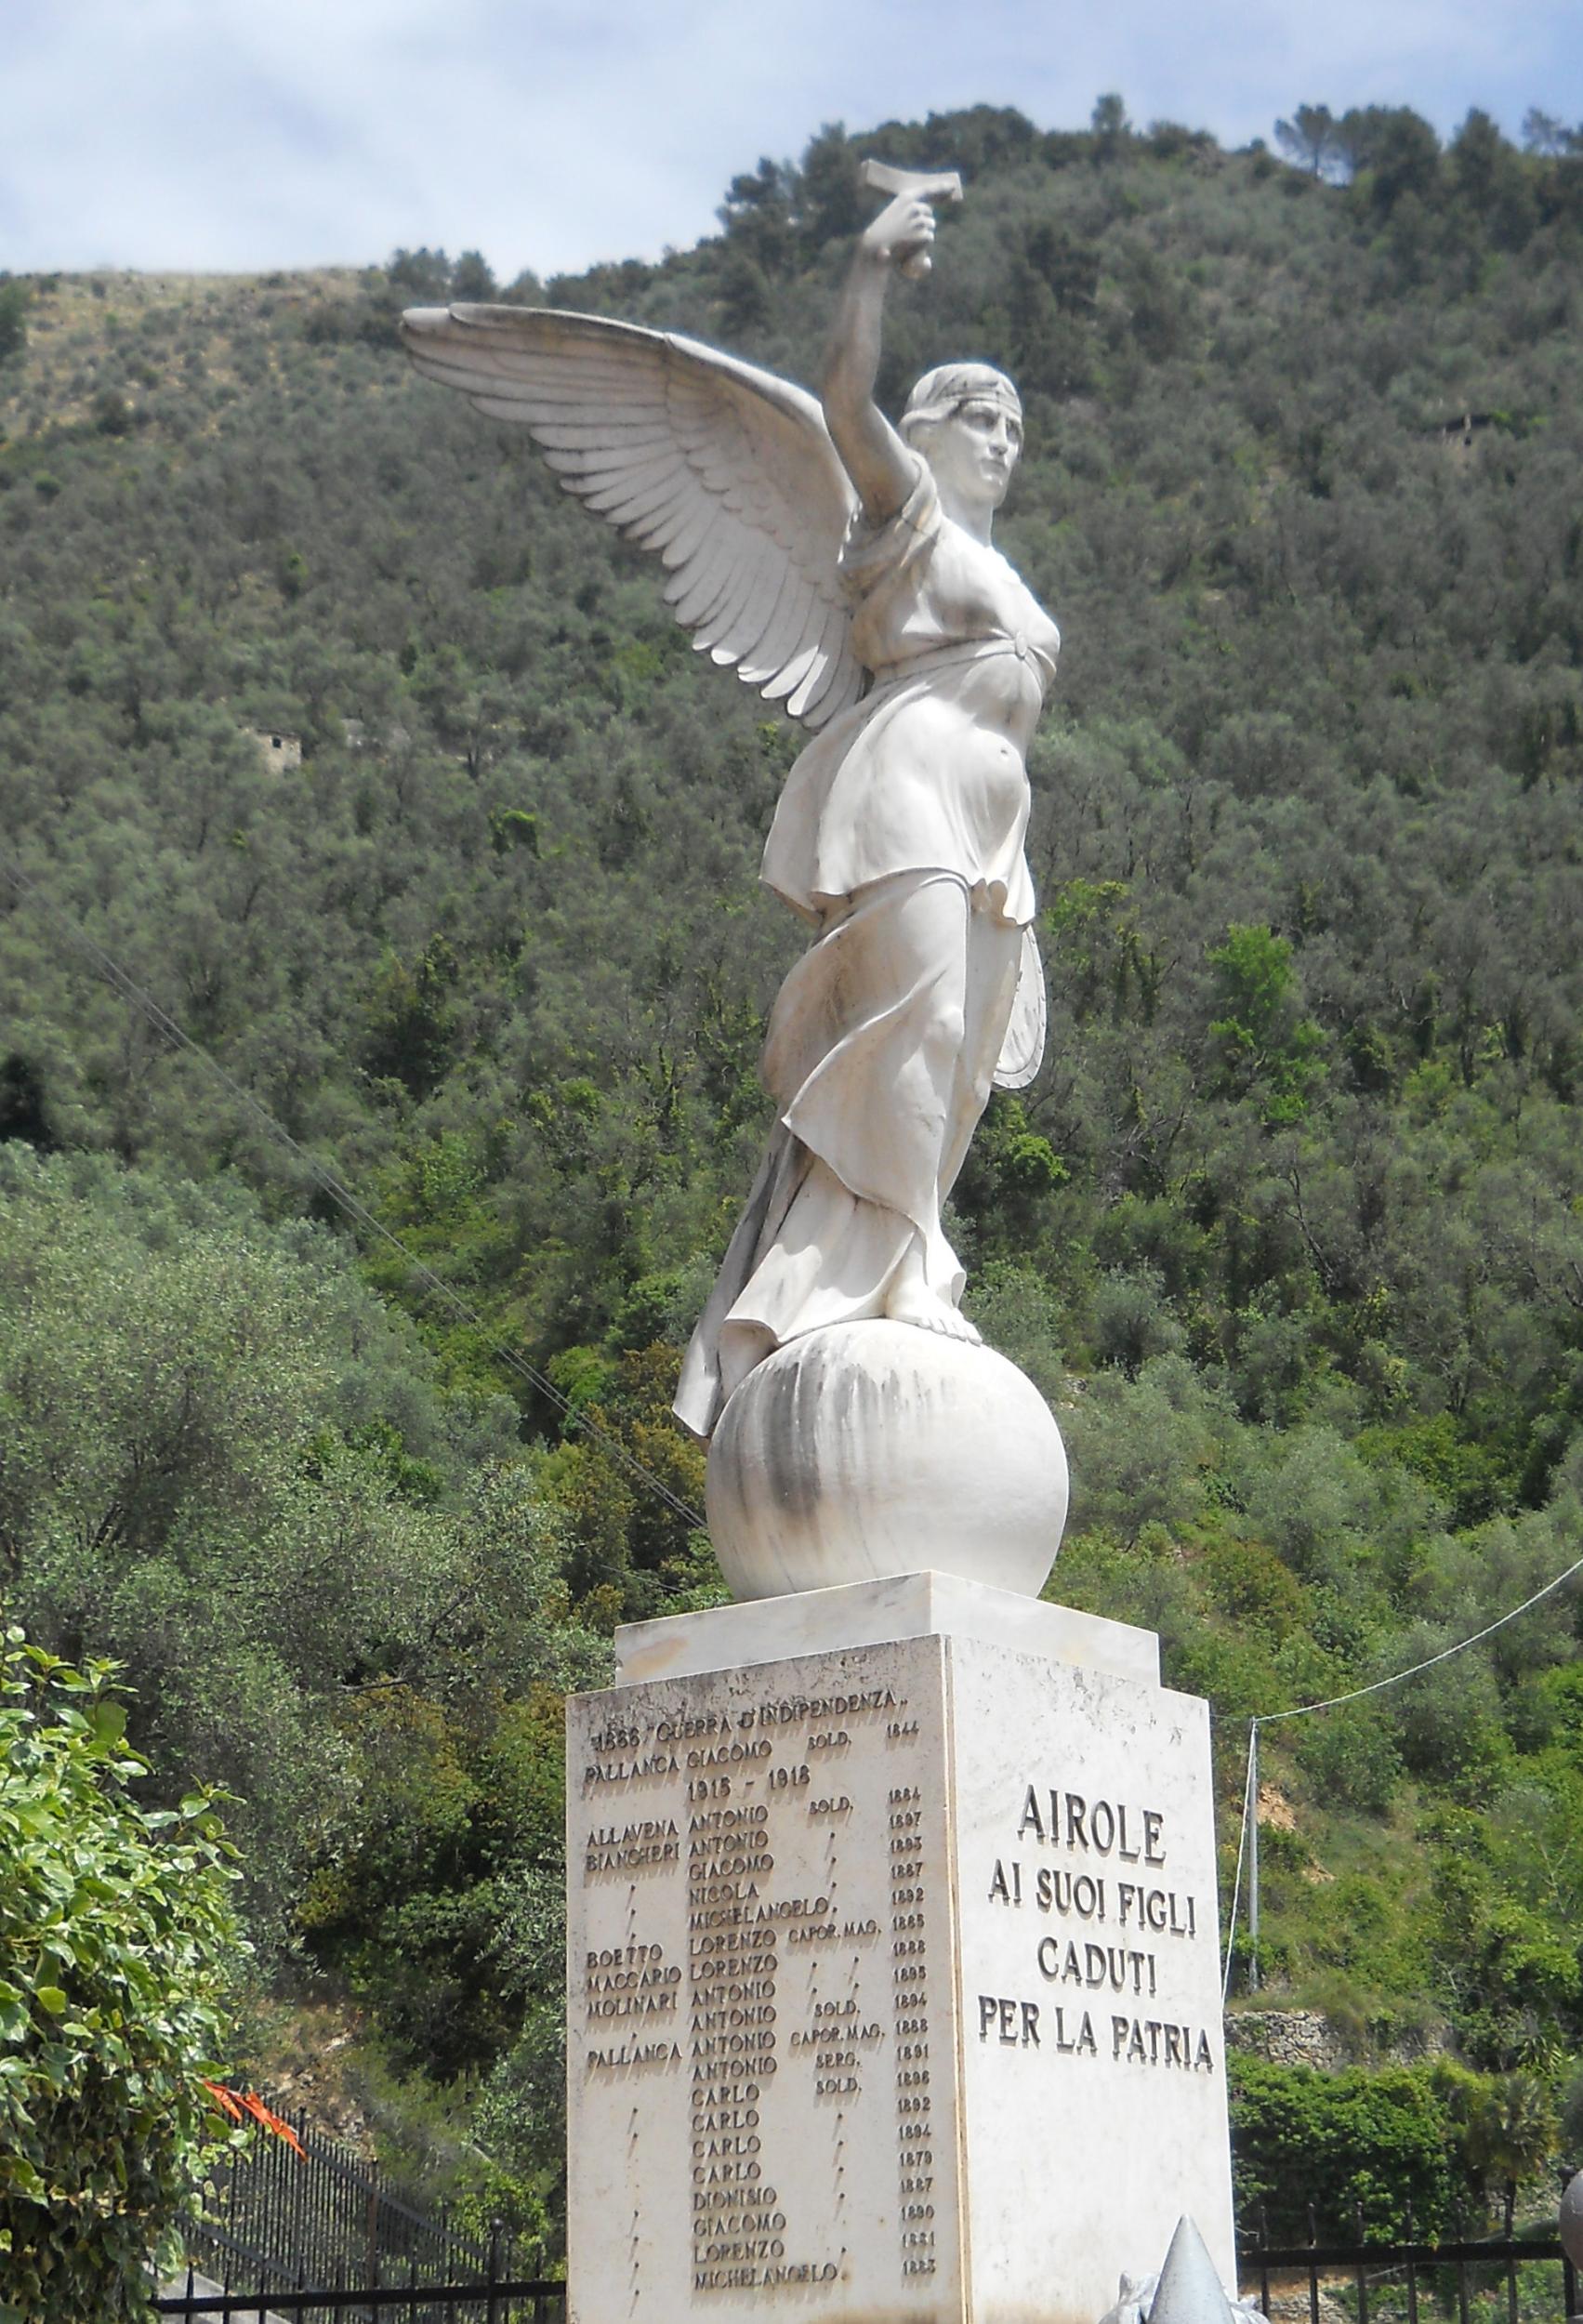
[565,1575,1233,2324]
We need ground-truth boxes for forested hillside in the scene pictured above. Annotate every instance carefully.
[4,99,1583,2240]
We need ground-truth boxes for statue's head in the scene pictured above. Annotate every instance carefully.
[901,362,1023,512]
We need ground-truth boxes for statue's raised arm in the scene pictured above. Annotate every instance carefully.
[402,165,1068,1603]
[820,184,944,522]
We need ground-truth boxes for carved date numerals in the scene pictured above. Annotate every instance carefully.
[888,1783,936,2276]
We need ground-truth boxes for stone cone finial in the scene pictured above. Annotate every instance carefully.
[1150,2217,1236,2324]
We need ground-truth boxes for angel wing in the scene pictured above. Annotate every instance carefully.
[401,304,865,730]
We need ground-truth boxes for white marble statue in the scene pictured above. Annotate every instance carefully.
[402,175,1061,1454]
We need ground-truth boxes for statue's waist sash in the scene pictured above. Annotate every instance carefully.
[866,632,1057,696]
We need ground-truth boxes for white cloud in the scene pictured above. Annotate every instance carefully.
[1,0,1579,277]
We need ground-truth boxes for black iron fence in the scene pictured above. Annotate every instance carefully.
[152,2091,554,2321]
[184,2099,536,2292]
[153,2219,1574,2324]
[1238,2218,1578,2324]
[154,2231,566,2324]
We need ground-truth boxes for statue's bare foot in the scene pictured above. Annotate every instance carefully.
[886,1284,982,1342]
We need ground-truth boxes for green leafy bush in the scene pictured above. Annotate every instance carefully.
[0,1634,244,2322]
[1229,2054,1460,2238]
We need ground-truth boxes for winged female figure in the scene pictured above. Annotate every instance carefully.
[402,183,1058,1445]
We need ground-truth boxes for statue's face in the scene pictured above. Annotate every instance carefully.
[920,397,1022,513]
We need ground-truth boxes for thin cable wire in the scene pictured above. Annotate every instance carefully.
[1220,1542,1583,1987]
[1221,1722,1257,2006]
[0,852,707,1534]
[1255,1544,1583,1727]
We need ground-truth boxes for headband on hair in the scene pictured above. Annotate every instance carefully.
[902,362,1022,433]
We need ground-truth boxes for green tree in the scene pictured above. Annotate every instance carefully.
[1275,105,1340,178]
[466,1860,570,2261]
[1335,106,1441,213]
[387,247,454,299]
[1448,112,1537,246]
[450,250,498,301]
[1440,2067,1557,2229]
[1062,1353,1221,1542]
[293,1465,606,2073]
[1228,2056,1460,2238]
[0,277,28,368]
[0,1149,519,1935]
[0,1634,244,2321]
[1521,109,1576,157]
[1090,93,1130,158]
[1207,925,1326,1125]
[797,124,863,254]
[1427,1813,1581,2063]
[718,159,797,274]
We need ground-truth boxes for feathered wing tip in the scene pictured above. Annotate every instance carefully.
[400,303,865,731]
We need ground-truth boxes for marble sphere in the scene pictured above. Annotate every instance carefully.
[706,1320,1068,1602]
[1560,2172,1583,2268]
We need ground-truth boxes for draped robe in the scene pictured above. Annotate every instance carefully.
[674,457,1060,1441]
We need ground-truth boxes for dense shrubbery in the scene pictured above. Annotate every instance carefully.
[0,1152,609,2243]
[1231,2055,1463,2239]
[1229,2053,1561,2239]
[0,1636,242,2320]
[1218,2064,1552,2240]
[4,96,1583,2226]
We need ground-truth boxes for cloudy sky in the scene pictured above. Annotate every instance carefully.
[4,0,1580,282]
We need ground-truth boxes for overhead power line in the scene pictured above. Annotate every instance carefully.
[1252,1549,1583,1728]
[1221,1541,1583,1989]
[0,852,707,1537]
